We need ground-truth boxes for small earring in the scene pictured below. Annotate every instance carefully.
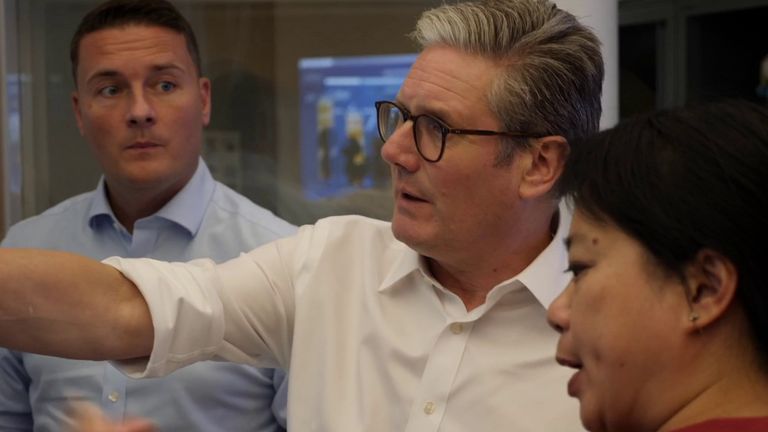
[689,312,700,322]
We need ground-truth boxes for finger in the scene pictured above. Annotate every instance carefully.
[69,404,110,432]
[118,418,157,432]
[69,403,156,432]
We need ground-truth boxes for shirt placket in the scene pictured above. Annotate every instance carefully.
[404,319,474,432]
[128,220,158,258]
[100,365,128,421]
[101,220,158,419]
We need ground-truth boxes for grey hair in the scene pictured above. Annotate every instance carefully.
[411,0,603,165]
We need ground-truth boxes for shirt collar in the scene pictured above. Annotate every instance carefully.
[378,243,423,292]
[378,201,572,308]
[88,178,117,227]
[513,200,573,308]
[87,158,215,236]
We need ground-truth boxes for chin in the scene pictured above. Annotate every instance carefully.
[578,400,604,432]
[581,408,637,432]
[390,218,430,251]
[390,220,414,244]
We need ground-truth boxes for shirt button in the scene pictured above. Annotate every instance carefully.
[423,401,436,415]
[107,391,120,403]
[450,322,464,334]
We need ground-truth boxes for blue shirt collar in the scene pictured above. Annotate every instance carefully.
[87,158,215,236]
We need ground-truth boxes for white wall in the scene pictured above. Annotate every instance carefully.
[558,0,619,129]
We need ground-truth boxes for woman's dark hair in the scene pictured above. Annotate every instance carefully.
[558,99,768,365]
[70,0,201,83]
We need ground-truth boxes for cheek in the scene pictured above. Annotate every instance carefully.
[434,165,511,202]
[167,101,205,133]
[571,296,660,428]
[569,281,634,371]
[576,342,635,432]
[81,119,115,151]
[80,106,121,135]
[430,175,480,228]
[174,110,205,147]
[573,298,638,366]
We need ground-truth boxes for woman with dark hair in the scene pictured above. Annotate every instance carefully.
[548,100,768,432]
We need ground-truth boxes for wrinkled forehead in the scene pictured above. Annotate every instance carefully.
[398,45,502,126]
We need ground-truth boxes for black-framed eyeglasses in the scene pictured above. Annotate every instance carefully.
[375,100,538,163]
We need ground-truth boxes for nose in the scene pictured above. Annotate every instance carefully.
[380,122,421,173]
[126,89,156,128]
[547,282,573,334]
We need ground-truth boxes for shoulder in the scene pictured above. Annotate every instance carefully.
[265,215,407,284]
[301,214,396,249]
[2,192,94,247]
[206,181,296,236]
[314,214,391,232]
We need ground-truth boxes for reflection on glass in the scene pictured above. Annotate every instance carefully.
[298,53,416,200]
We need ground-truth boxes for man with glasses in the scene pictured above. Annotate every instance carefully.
[0,0,602,430]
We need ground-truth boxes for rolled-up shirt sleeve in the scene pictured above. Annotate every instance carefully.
[104,231,304,378]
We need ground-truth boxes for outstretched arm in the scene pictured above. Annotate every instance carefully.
[0,248,153,360]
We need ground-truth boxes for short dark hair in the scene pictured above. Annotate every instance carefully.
[70,0,201,84]
[559,99,768,366]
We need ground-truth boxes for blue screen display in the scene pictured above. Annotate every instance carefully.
[298,53,417,199]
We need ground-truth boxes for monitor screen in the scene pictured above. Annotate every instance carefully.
[298,53,417,200]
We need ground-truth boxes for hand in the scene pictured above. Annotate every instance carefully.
[69,404,156,432]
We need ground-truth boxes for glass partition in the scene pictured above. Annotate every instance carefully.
[6,0,440,227]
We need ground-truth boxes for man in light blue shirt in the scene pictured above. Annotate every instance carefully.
[0,0,295,431]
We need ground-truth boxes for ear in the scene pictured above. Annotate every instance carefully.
[199,77,211,127]
[519,135,569,199]
[683,249,739,332]
[71,91,85,136]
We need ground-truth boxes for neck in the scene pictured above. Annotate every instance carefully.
[658,316,768,431]
[429,204,558,311]
[659,370,768,431]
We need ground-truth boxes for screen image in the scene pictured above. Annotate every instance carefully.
[298,53,417,200]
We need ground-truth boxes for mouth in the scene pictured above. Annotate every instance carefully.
[126,141,162,150]
[556,356,583,370]
[397,187,429,203]
[402,192,427,202]
[556,356,584,398]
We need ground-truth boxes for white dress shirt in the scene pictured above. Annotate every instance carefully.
[108,202,582,431]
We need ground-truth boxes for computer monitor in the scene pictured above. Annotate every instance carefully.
[298,53,417,200]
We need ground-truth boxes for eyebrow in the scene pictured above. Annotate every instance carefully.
[84,63,185,86]
[394,99,453,126]
[85,70,120,86]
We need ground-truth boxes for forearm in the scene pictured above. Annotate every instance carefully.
[0,248,153,360]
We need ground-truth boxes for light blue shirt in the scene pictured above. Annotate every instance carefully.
[0,160,296,432]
